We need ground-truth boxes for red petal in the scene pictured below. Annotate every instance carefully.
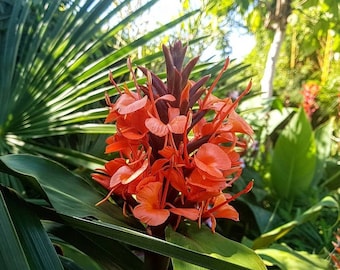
[158,146,176,159]
[105,140,130,153]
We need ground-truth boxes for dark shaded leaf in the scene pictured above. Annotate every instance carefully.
[0,186,63,270]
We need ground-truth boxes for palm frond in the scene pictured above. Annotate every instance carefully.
[0,1,197,166]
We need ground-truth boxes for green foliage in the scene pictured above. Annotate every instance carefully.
[313,117,334,185]
[1,0,339,269]
[252,196,338,249]
[237,92,339,268]
[256,244,330,270]
[0,0,195,170]
[270,108,317,200]
[0,187,63,270]
[0,154,131,226]
[0,154,266,269]
[167,221,266,270]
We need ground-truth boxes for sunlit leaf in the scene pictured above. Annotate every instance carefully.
[0,154,134,227]
[270,108,316,200]
[166,221,266,270]
[59,215,262,270]
[256,243,329,270]
[312,117,334,186]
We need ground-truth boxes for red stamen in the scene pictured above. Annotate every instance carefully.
[183,110,192,165]
[209,79,252,139]
[96,188,116,206]
[108,71,123,95]
[161,176,170,209]
[205,180,253,215]
[146,71,161,120]
[201,58,229,108]
[127,57,142,98]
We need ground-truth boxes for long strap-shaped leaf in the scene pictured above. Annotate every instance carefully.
[60,214,251,270]
[0,154,266,270]
[0,186,63,270]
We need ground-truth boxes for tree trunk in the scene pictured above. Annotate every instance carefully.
[261,0,291,99]
[261,27,285,99]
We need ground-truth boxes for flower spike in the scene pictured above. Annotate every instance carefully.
[92,41,253,234]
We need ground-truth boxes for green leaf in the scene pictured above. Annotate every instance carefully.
[0,154,135,227]
[59,214,264,270]
[7,139,107,171]
[247,9,262,32]
[0,186,63,270]
[58,256,84,270]
[322,159,340,189]
[51,236,102,270]
[312,117,334,186]
[0,0,199,170]
[256,243,329,270]
[0,189,30,270]
[49,224,143,270]
[252,196,339,249]
[270,108,317,200]
[166,221,266,270]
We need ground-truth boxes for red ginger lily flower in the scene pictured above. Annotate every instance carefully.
[92,41,253,234]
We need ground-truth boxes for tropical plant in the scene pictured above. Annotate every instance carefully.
[234,95,340,268]
[0,39,267,269]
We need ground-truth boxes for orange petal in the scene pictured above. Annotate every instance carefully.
[104,111,119,123]
[188,168,227,191]
[158,146,176,159]
[168,115,187,134]
[166,168,187,194]
[121,129,146,140]
[110,165,133,188]
[151,159,169,174]
[122,159,148,185]
[180,82,190,108]
[169,208,199,221]
[194,143,231,177]
[104,158,127,175]
[136,181,162,206]
[228,110,253,137]
[145,117,168,137]
[167,107,180,121]
[209,194,239,221]
[91,173,110,189]
[155,94,176,103]
[118,95,148,114]
[134,181,170,226]
[213,203,239,221]
[133,204,170,226]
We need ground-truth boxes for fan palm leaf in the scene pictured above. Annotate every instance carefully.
[0,0,197,172]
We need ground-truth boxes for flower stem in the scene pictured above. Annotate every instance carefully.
[144,250,170,270]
